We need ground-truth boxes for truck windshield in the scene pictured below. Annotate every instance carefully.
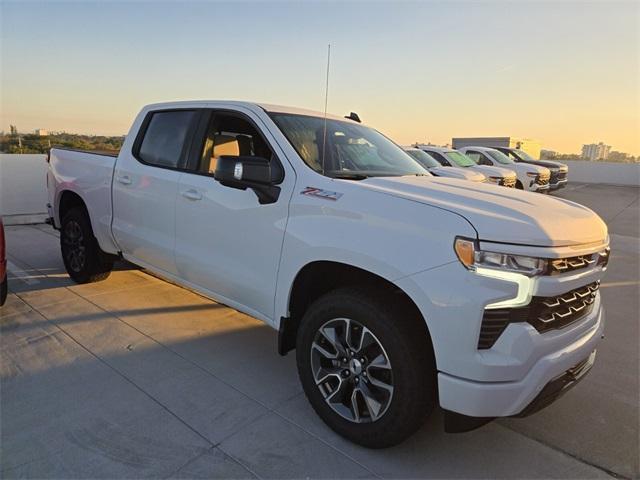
[445,151,476,167]
[405,149,440,169]
[269,113,428,178]
[487,150,515,165]
[514,149,535,161]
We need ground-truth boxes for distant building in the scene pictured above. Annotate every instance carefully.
[451,137,542,159]
[10,125,17,135]
[540,149,558,159]
[34,129,49,136]
[581,142,611,161]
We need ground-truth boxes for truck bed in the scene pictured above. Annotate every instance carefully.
[47,147,119,255]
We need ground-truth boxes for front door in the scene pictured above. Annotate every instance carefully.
[174,108,293,322]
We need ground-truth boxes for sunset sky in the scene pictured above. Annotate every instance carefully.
[1,1,638,155]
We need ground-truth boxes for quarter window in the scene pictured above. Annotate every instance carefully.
[137,110,198,168]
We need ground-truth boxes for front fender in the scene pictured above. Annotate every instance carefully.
[274,185,477,322]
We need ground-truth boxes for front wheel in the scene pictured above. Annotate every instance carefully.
[296,287,436,448]
[60,207,114,284]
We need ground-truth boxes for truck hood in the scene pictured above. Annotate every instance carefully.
[511,163,550,176]
[430,166,485,182]
[467,164,517,179]
[521,159,568,172]
[359,176,607,247]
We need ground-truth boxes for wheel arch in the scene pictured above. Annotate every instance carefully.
[278,260,434,358]
[58,190,88,223]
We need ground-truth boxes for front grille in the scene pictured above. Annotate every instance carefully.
[531,282,599,332]
[501,177,517,188]
[547,248,610,275]
[478,281,600,349]
[536,175,550,186]
[550,170,568,184]
[548,254,597,274]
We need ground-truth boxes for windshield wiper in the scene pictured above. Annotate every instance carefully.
[330,172,369,180]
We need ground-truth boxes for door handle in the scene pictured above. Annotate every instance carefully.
[181,189,202,201]
[116,174,132,185]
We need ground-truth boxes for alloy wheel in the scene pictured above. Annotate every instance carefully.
[62,220,86,273]
[310,317,394,423]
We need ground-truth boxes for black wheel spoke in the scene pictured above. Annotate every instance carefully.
[62,220,86,273]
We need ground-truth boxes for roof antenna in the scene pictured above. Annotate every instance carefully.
[321,44,331,175]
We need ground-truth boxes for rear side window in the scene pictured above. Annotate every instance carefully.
[427,151,450,166]
[465,151,483,163]
[137,110,198,168]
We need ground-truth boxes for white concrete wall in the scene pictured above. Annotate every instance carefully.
[0,154,49,224]
[0,154,637,226]
[562,160,640,186]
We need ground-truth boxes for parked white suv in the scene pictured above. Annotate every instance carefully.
[459,146,551,192]
[415,145,518,188]
[404,148,486,182]
[46,101,609,447]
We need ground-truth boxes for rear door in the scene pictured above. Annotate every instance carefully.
[112,109,201,274]
[174,108,293,322]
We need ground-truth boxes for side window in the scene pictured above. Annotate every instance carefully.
[199,113,275,176]
[428,151,450,166]
[137,110,198,168]
[466,151,489,165]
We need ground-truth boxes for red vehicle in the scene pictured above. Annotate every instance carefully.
[1,218,7,306]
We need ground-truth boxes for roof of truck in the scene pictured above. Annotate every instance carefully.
[142,100,353,123]
[460,146,500,152]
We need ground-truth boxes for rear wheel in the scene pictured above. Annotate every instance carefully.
[515,180,524,190]
[296,287,436,448]
[60,207,114,283]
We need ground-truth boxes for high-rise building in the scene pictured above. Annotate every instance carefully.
[581,142,611,161]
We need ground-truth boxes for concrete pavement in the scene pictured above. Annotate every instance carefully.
[1,184,638,479]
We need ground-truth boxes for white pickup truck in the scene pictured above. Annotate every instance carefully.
[47,101,610,448]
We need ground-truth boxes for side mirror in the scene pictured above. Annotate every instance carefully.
[214,156,280,204]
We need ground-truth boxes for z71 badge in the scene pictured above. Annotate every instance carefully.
[300,187,343,201]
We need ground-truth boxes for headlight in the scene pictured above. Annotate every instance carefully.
[454,238,547,276]
[526,172,538,178]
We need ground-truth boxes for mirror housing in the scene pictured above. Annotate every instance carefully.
[214,156,280,204]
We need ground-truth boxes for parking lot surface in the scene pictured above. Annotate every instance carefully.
[1,183,638,479]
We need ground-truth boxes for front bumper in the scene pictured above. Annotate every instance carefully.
[549,179,568,190]
[438,304,602,417]
[530,183,550,192]
[396,251,606,419]
[515,349,596,417]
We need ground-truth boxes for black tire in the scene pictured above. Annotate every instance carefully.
[515,180,524,190]
[60,206,114,284]
[296,286,436,448]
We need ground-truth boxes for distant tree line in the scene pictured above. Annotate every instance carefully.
[0,132,124,154]
[541,150,639,163]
